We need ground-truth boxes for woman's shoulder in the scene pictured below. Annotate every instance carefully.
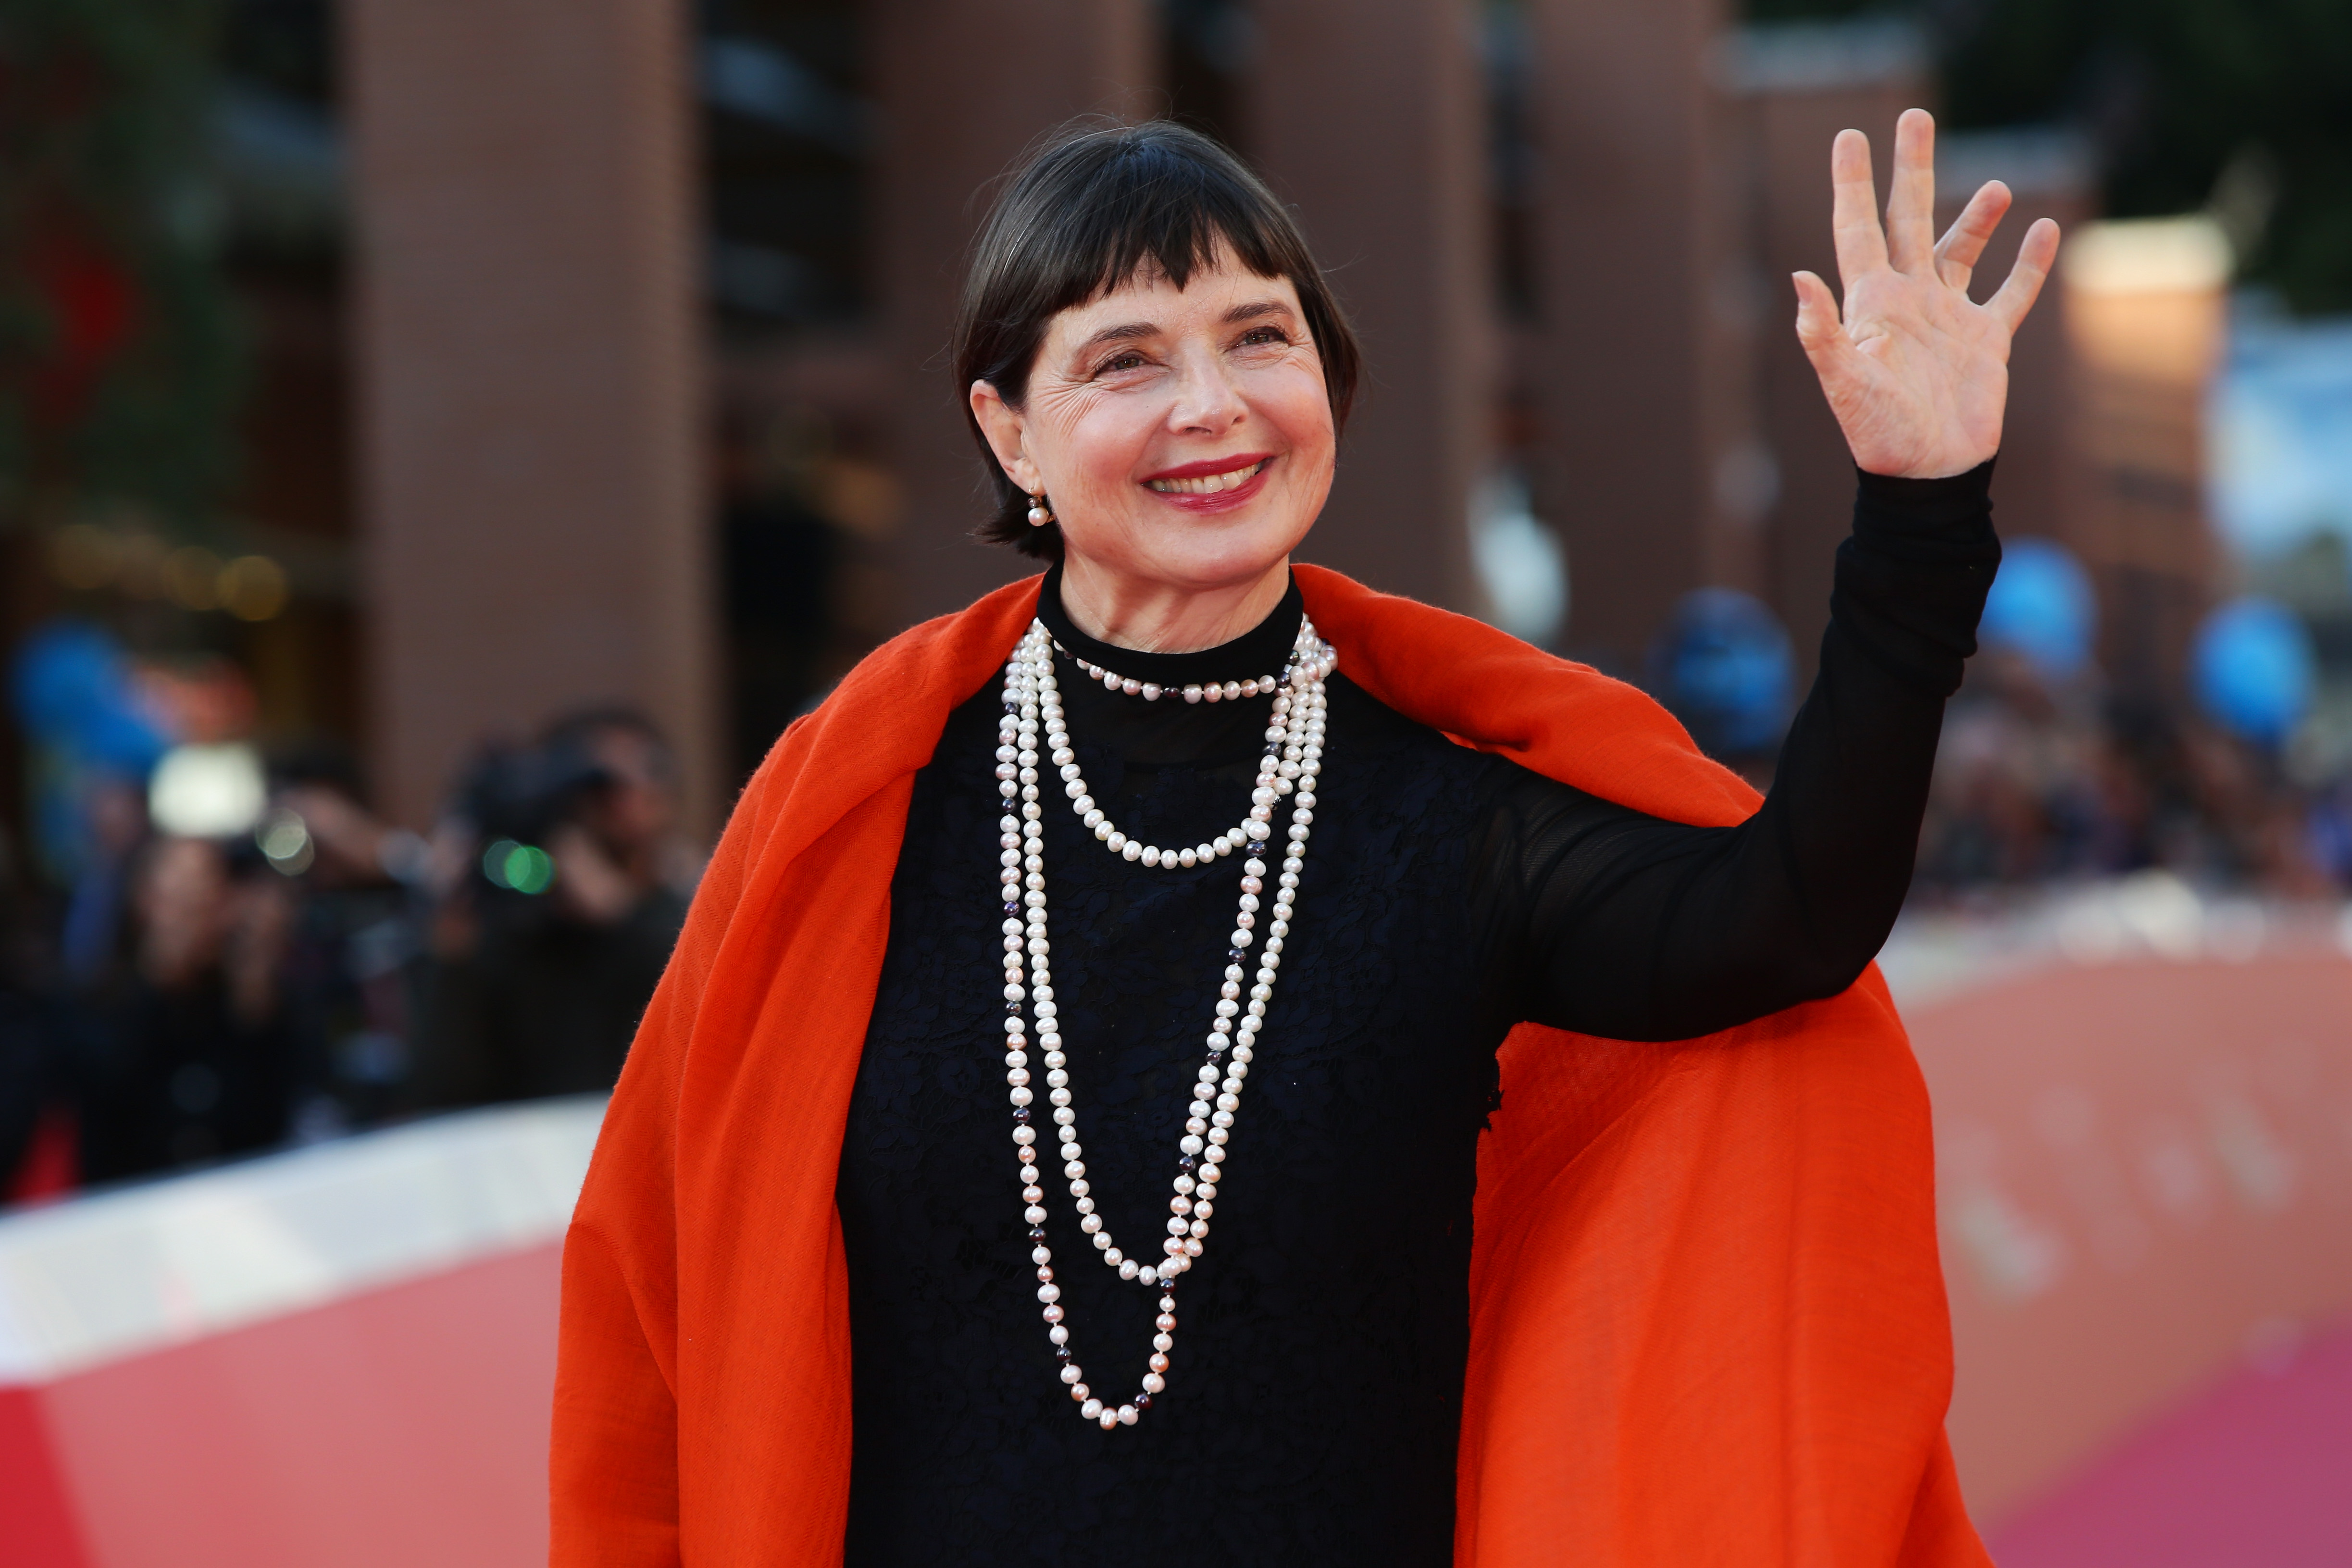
[1327,675,1528,797]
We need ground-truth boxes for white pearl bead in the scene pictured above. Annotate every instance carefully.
[1142,1373,1166,1394]
[1082,1398,1104,1419]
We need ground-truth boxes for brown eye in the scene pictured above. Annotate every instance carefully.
[1099,351,1146,375]
[1239,327,1288,348]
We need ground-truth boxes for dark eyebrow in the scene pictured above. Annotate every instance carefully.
[1071,321,1158,359]
[1070,299,1295,361]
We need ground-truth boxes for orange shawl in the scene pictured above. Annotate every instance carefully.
[551,566,1988,1566]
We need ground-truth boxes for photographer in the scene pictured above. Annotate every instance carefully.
[415,708,695,1107]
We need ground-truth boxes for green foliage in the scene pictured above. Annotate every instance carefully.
[1744,0,2352,314]
[0,0,247,532]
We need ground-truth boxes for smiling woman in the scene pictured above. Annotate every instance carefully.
[956,128,1354,651]
[552,118,2058,1566]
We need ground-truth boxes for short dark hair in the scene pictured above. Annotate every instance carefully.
[951,120,1361,560]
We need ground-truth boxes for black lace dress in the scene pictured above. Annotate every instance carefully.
[837,467,1998,1564]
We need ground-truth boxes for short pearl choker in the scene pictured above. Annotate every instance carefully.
[1058,640,1285,706]
[996,612,1334,1430]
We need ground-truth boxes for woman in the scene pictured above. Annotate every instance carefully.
[554,115,2055,1565]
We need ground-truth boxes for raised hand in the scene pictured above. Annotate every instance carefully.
[1792,108,2061,480]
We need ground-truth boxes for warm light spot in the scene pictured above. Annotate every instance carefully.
[219,555,290,621]
[2065,215,2232,296]
[50,523,123,590]
[167,546,224,611]
[116,532,171,599]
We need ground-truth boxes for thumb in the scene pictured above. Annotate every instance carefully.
[1791,271,1844,358]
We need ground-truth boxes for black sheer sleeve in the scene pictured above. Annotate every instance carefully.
[1485,461,1999,1042]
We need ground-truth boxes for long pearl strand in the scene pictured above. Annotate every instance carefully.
[996,614,1334,1430]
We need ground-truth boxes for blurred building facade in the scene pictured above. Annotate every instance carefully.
[4,0,2236,840]
[333,0,2165,829]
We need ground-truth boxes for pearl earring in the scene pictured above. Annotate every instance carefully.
[1027,492,1054,527]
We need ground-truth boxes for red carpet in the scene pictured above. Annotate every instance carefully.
[1989,1319,2352,1567]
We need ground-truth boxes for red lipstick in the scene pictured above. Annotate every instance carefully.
[1142,451,1277,482]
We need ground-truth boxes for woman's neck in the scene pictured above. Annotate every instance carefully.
[1057,556,1292,654]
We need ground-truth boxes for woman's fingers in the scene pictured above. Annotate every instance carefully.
[1986,217,2063,334]
[1829,129,1888,290]
[1935,180,2013,293]
[1884,108,1940,274]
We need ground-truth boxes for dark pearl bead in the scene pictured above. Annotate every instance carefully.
[1133,1393,1152,1410]
[1029,1226,1047,1241]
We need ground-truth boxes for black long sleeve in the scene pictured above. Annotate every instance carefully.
[838,467,1996,1564]
[1490,461,1998,1040]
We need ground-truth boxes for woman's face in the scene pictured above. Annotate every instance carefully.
[972,253,1336,597]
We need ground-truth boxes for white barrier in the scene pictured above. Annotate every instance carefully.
[0,1096,603,1385]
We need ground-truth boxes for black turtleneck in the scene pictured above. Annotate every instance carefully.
[838,466,1999,1565]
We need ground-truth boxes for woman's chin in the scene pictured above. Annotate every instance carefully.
[1131,532,1298,593]
[1124,501,1307,585]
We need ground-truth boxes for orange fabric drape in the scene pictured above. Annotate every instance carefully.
[551,565,1989,1567]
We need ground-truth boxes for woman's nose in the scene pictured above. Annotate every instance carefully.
[1168,349,1247,432]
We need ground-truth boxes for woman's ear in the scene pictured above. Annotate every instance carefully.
[970,380,1036,494]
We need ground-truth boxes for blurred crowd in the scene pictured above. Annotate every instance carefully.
[1650,536,2352,908]
[0,657,697,1203]
[1914,647,2337,903]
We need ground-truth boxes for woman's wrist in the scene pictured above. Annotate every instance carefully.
[1851,459,1998,564]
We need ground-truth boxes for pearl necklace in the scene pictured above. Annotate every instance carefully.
[996,613,1334,1430]
[1060,643,1285,706]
